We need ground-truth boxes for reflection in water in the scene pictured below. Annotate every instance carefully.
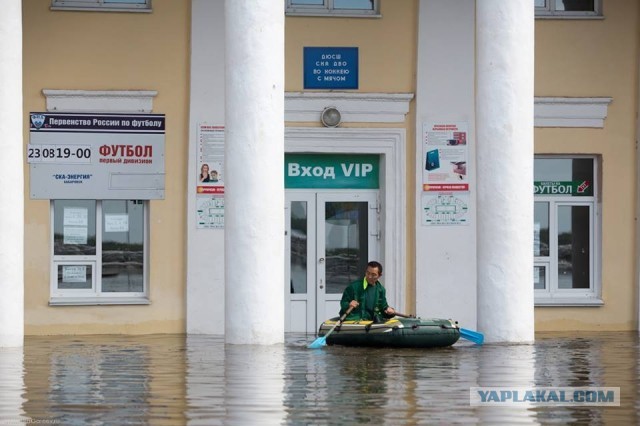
[0,348,26,421]
[0,332,636,424]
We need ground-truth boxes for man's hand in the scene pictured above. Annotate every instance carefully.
[349,300,359,309]
[384,307,395,315]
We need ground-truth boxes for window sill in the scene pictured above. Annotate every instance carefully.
[535,297,603,307]
[535,15,604,20]
[49,297,150,306]
[286,12,381,18]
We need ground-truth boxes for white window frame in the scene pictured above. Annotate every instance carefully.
[535,0,602,19]
[51,0,151,13]
[50,200,150,305]
[534,155,602,306]
[285,0,380,18]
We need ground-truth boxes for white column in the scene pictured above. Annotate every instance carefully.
[224,0,284,344]
[0,0,24,348]
[476,0,534,343]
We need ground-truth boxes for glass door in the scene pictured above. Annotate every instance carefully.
[285,191,379,332]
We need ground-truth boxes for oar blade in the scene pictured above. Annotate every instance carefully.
[308,336,327,349]
[460,328,484,345]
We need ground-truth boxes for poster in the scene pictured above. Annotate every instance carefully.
[196,123,225,228]
[196,196,225,229]
[422,121,469,192]
[421,192,469,226]
[196,124,225,195]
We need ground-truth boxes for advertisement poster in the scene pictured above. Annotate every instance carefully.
[422,121,469,192]
[421,192,470,226]
[196,124,225,228]
[28,112,165,200]
[197,124,225,195]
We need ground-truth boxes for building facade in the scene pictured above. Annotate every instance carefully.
[0,0,636,346]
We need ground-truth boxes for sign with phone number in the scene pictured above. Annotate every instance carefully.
[27,144,92,164]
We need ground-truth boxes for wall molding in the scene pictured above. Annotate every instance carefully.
[285,92,414,123]
[42,89,158,112]
[534,97,612,128]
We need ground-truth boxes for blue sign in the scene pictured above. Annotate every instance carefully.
[304,47,358,90]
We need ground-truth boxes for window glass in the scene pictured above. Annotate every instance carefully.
[101,200,144,293]
[554,0,595,11]
[534,265,546,290]
[51,0,150,11]
[57,264,93,290]
[286,0,378,15]
[533,156,598,303]
[534,202,549,257]
[325,202,368,294]
[557,205,590,289]
[291,0,324,4]
[334,0,374,10]
[534,158,593,182]
[290,201,308,294]
[54,200,96,256]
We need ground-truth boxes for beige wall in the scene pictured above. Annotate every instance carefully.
[285,1,417,93]
[534,1,640,330]
[22,0,190,334]
[20,0,639,334]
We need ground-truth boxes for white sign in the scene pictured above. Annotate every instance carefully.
[29,112,165,200]
[64,226,88,245]
[62,265,87,283]
[196,196,225,229]
[421,192,470,226]
[105,214,129,233]
[64,207,88,227]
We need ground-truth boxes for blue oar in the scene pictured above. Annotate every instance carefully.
[308,305,354,349]
[460,328,484,345]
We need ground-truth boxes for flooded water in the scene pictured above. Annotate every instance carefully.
[0,331,637,425]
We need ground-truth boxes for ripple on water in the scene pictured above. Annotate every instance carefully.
[0,332,635,424]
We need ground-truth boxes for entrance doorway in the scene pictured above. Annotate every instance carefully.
[285,191,380,332]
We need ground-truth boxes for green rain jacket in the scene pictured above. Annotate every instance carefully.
[339,277,391,322]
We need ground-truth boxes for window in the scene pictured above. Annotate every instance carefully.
[533,157,601,305]
[286,0,379,17]
[51,0,151,12]
[51,199,149,305]
[535,0,602,18]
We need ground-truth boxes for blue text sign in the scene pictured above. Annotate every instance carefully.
[304,47,358,89]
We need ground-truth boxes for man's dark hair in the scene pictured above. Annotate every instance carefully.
[367,261,383,275]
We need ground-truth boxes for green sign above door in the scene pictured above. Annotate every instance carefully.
[285,154,379,189]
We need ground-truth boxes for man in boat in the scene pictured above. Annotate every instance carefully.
[339,261,395,322]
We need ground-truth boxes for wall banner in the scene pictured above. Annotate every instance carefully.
[285,153,379,189]
[422,121,469,192]
[28,112,165,200]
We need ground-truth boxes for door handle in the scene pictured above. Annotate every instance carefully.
[319,258,325,263]
[319,278,324,289]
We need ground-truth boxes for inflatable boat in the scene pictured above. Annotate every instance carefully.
[317,316,461,348]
